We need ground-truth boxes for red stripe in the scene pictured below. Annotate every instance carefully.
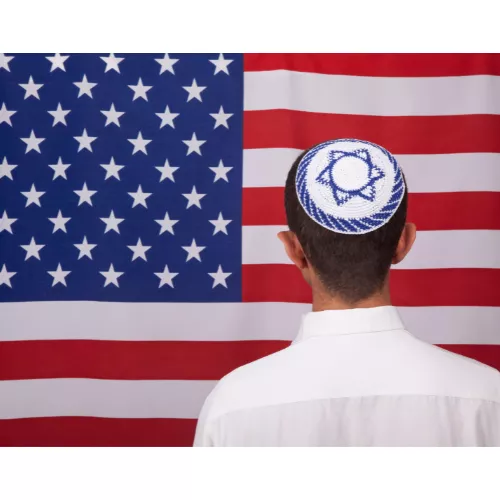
[4,337,495,381]
[244,53,500,77]
[243,264,312,303]
[0,417,196,447]
[243,110,500,154]
[441,345,500,371]
[242,187,500,230]
[242,265,500,307]
[0,340,288,381]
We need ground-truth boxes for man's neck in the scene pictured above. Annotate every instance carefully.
[311,285,391,313]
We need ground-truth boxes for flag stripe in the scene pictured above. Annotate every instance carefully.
[0,340,498,382]
[1,302,499,344]
[0,340,289,381]
[243,149,500,192]
[0,302,308,341]
[0,417,197,447]
[242,187,500,230]
[0,379,215,420]
[243,110,500,154]
[245,71,500,116]
[242,227,500,269]
[242,265,500,307]
[244,53,500,77]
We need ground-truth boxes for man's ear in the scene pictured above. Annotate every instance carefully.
[392,222,417,265]
[278,231,308,270]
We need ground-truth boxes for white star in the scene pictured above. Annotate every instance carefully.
[21,184,45,207]
[155,53,179,75]
[0,157,17,180]
[155,159,178,182]
[100,210,124,234]
[48,103,71,126]
[155,105,179,129]
[210,106,233,129]
[74,236,97,260]
[182,186,206,209]
[155,264,178,288]
[128,185,152,208]
[101,103,124,127]
[0,54,14,71]
[209,53,233,75]
[127,238,151,261]
[0,103,16,126]
[21,130,45,153]
[155,212,179,235]
[73,74,97,98]
[19,76,43,99]
[46,53,69,72]
[182,239,206,262]
[208,265,232,288]
[100,53,124,73]
[182,132,206,156]
[21,237,45,260]
[48,157,71,180]
[182,79,206,102]
[100,264,123,287]
[47,263,71,287]
[74,182,97,206]
[128,78,152,101]
[74,129,97,152]
[209,160,233,182]
[100,157,125,180]
[209,212,232,235]
[128,131,151,155]
[48,210,71,233]
[0,211,17,234]
[0,264,16,288]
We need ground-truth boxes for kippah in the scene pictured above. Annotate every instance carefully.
[296,138,405,234]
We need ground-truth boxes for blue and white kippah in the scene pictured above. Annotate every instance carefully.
[296,138,405,234]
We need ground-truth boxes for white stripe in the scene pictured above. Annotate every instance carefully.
[0,301,498,344]
[244,70,500,116]
[0,301,308,341]
[242,226,500,270]
[398,307,500,346]
[0,379,215,420]
[393,230,500,270]
[243,148,500,192]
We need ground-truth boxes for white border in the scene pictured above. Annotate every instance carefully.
[2,0,500,51]
[0,448,497,500]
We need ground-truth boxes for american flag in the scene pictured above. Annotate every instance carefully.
[0,53,499,446]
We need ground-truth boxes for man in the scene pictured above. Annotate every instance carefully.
[194,139,500,446]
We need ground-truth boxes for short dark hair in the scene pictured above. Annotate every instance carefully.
[284,147,408,303]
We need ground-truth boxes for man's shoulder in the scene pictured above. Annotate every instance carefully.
[408,336,500,402]
[204,343,298,421]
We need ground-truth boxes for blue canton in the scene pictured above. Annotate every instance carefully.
[0,54,243,302]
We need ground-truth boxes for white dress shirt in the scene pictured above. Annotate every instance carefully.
[194,306,500,446]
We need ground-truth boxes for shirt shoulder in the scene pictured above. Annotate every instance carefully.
[407,337,500,402]
[199,343,300,424]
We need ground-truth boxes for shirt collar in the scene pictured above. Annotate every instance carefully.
[294,306,405,343]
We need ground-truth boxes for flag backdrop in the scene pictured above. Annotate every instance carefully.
[1,53,500,446]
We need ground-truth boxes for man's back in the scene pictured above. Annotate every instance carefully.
[194,307,500,446]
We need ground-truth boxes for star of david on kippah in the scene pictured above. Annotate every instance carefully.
[315,148,385,206]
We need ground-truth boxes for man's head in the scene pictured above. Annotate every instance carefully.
[279,140,416,305]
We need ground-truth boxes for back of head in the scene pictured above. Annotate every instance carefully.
[284,139,409,304]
